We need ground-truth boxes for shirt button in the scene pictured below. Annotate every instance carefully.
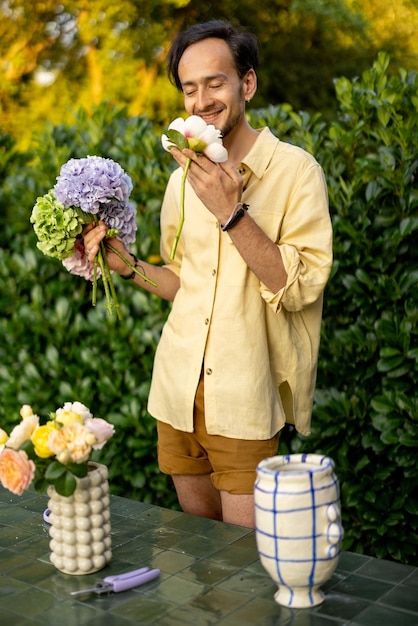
[205,318,209,325]
[205,368,213,375]
[212,269,216,276]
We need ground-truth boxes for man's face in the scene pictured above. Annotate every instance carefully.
[178,38,247,141]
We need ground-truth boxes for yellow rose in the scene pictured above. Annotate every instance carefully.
[0,428,8,454]
[31,422,57,458]
[0,429,8,446]
[55,410,83,426]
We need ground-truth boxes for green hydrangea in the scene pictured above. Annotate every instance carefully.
[30,190,85,260]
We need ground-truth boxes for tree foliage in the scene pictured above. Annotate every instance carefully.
[1,0,418,146]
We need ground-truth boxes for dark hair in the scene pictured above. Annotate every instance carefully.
[168,20,259,91]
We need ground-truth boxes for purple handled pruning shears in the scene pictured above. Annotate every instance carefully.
[70,567,160,597]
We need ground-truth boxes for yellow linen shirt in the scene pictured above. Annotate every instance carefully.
[147,127,333,438]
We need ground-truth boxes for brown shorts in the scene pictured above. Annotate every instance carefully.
[157,374,279,495]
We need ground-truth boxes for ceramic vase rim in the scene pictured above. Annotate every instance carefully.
[257,453,335,476]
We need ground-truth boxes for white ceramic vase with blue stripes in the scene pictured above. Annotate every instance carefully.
[254,454,343,608]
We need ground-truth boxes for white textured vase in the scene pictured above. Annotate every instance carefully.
[254,454,343,609]
[47,462,112,575]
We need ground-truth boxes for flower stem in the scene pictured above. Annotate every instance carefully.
[170,157,191,260]
[91,216,122,320]
[96,243,122,320]
[92,259,98,307]
[106,243,158,288]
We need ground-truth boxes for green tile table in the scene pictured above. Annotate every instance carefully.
[0,487,417,625]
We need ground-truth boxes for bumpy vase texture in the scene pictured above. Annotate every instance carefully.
[254,454,343,609]
[47,462,112,575]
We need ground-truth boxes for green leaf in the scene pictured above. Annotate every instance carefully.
[377,354,406,372]
[44,460,67,480]
[370,397,395,413]
[53,471,77,497]
[354,456,370,472]
[405,499,418,515]
[165,129,188,150]
[398,432,418,447]
[67,462,89,478]
[19,439,36,458]
[33,474,48,495]
[380,347,402,358]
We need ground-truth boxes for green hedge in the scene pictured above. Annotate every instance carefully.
[249,53,418,564]
[0,53,417,563]
[0,108,177,508]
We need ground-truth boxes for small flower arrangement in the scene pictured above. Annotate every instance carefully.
[161,115,228,259]
[30,155,156,319]
[0,402,114,497]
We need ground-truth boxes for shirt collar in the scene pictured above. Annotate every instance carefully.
[239,127,279,180]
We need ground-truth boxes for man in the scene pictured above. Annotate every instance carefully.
[84,20,333,528]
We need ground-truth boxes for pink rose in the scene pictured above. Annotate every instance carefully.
[85,417,115,450]
[0,449,36,495]
[62,242,101,281]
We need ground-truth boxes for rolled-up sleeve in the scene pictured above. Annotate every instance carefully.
[258,161,332,313]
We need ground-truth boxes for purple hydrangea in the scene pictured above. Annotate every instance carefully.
[54,155,136,243]
[98,201,137,246]
[54,156,133,214]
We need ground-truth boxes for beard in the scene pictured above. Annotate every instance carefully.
[219,105,245,140]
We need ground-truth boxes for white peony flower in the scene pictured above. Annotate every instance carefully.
[161,115,228,163]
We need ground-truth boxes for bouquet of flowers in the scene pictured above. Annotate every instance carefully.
[0,402,114,497]
[30,155,156,319]
[161,115,228,259]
